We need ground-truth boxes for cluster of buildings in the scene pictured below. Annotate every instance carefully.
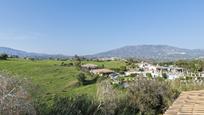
[134,62,185,79]
[81,62,182,80]
[81,62,204,82]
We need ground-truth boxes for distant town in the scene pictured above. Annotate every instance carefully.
[80,57,204,88]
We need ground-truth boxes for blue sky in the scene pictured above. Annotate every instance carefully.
[0,0,204,55]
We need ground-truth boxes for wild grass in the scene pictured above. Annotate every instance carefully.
[0,59,126,99]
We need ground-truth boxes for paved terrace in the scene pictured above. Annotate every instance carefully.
[164,90,204,115]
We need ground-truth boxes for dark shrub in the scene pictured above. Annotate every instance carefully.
[0,53,8,60]
[76,73,86,85]
[162,73,168,79]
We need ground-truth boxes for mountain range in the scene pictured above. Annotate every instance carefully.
[88,45,204,60]
[0,47,68,59]
[1,45,204,60]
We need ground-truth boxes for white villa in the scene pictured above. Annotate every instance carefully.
[132,62,185,79]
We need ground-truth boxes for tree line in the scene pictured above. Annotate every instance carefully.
[0,53,8,60]
[159,60,204,72]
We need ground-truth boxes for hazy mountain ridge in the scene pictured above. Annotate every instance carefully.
[1,45,204,60]
[0,47,68,59]
[90,45,204,60]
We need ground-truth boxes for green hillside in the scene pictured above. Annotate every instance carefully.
[0,59,126,99]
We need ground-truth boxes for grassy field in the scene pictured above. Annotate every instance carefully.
[82,60,126,69]
[0,59,126,100]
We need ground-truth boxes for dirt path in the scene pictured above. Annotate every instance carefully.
[164,90,204,115]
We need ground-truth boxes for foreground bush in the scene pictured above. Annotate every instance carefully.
[0,75,36,115]
[50,95,98,115]
[35,95,101,115]
[171,79,204,92]
[96,79,180,115]
[126,79,180,114]
[34,79,180,115]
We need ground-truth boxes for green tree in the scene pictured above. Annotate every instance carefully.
[76,73,86,85]
[0,53,8,60]
[73,55,81,70]
[74,55,81,61]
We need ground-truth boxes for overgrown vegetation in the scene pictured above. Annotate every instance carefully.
[34,95,100,115]
[34,79,181,115]
[0,74,36,115]
[75,72,99,85]
[1,58,204,115]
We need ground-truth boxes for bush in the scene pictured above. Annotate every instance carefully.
[162,73,168,79]
[34,98,50,115]
[49,95,98,115]
[76,73,86,85]
[114,99,140,115]
[34,95,99,115]
[0,53,8,60]
[34,79,183,115]
[127,79,179,114]
[75,73,99,85]
[96,79,180,115]
[34,78,204,115]
[98,64,105,69]
[60,62,73,67]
